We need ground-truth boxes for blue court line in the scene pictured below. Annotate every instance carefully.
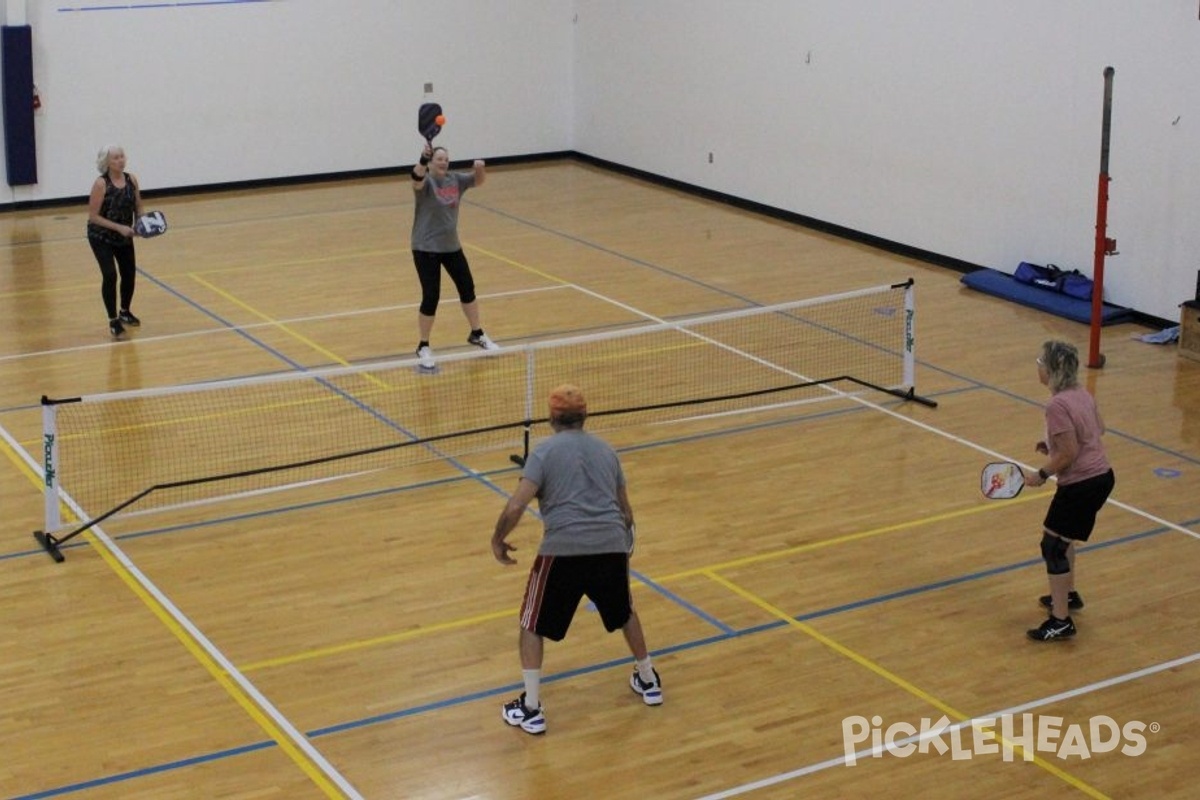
[632,570,737,636]
[9,742,274,800]
[943,376,1200,468]
[8,182,1196,795]
[0,314,721,416]
[2,171,1188,475]
[469,198,764,307]
[792,528,1169,622]
[468,214,924,383]
[124,270,516,501]
[466,196,1200,468]
[6,379,1192,569]
[8,520,1192,800]
[1,386,931,563]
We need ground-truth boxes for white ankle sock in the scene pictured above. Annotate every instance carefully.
[636,657,655,684]
[522,669,541,709]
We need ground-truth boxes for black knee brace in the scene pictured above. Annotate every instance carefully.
[1040,532,1071,575]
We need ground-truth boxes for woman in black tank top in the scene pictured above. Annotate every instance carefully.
[87,146,144,338]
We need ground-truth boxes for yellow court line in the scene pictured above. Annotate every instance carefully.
[661,492,1046,581]
[184,246,408,278]
[0,433,351,798]
[14,390,390,452]
[2,432,40,485]
[3,428,80,537]
[0,282,102,301]
[704,570,1112,800]
[241,607,517,672]
[240,498,1044,673]
[188,273,384,385]
[466,242,572,285]
[87,542,350,799]
[0,248,410,302]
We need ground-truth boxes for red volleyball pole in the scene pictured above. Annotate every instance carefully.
[1088,67,1117,369]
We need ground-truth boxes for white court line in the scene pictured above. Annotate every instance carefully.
[115,470,385,520]
[569,278,1198,540]
[9,259,1195,798]
[654,391,870,425]
[694,651,1200,799]
[0,422,366,800]
[0,284,568,364]
[539,276,1199,794]
[849,400,1200,540]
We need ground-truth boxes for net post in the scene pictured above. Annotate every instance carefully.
[41,396,61,533]
[34,397,67,562]
[902,279,916,391]
[509,344,536,467]
[510,424,530,468]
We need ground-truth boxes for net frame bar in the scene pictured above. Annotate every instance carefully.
[45,280,913,409]
[34,279,931,562]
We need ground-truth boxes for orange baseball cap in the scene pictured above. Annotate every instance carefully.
[548,384,587,415]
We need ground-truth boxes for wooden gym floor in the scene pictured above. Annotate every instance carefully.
[1,161,1197,799]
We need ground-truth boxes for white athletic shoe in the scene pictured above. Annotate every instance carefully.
[415,345,436,371]
[630,668,663,706]
[468,332,501,351]
[501,693,546,734]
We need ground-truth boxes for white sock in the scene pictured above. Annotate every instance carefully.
[522,669,541,709]
[636,657,655,684]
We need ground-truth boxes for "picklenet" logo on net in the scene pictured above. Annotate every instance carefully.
[842,714,1156,765]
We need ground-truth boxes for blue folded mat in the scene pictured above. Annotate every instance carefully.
[961,268,1132,325]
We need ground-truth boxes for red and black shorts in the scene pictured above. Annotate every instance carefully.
[519,553,632,642]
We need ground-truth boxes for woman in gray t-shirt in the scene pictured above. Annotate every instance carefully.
[408,143,500,370]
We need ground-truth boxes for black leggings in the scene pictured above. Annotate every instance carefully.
[89,239,137,319]
[412,249,476,316]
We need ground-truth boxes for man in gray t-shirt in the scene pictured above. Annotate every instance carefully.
[520,419,632,557]
[492,384,664,734]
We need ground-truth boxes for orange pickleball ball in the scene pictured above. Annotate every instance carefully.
[435,114,446,126]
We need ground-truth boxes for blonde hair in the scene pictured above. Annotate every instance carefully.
[95,146,123,175]
[1040,340,1080,393]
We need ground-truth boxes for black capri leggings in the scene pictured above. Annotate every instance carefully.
[412,249,477,316]
[89,238,137,319]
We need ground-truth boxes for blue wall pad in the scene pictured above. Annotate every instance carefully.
[2,25,37,186]
[961,268,1132,325]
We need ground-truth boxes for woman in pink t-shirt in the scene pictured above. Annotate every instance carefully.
[1022,340,1115,642]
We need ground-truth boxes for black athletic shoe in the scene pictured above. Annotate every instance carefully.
[109,318,125,338]
[1039,591,1084,611]
[1027,616,1076,642]
[118,310,141,326]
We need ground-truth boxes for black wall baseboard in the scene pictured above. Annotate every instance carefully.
[568,153,1172,329]
[0,150,572,212]
[2,150,1172,328]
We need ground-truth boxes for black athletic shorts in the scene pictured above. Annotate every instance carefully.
[518,553,632,642]
[1044,468,1115,541]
